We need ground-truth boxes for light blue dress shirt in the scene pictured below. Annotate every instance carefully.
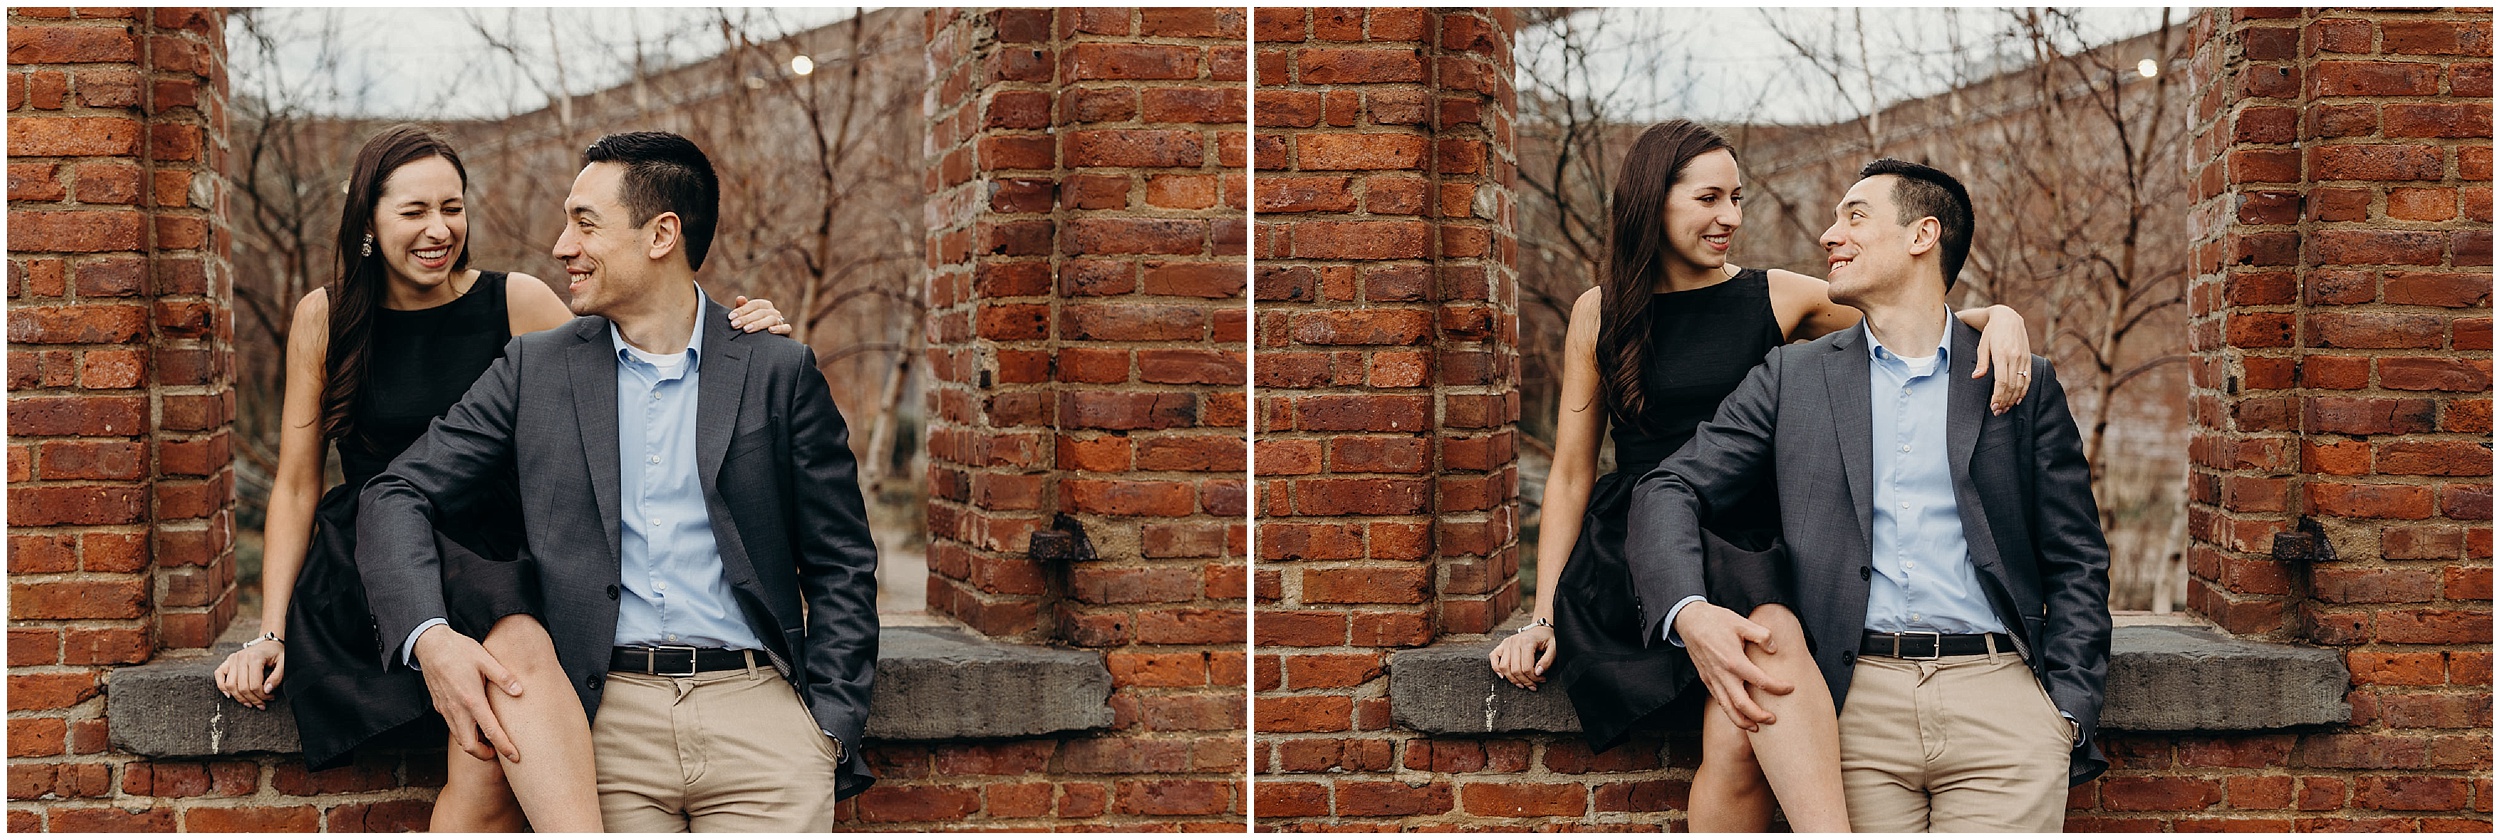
[610,295,764,652]
[1862,312,2004,636]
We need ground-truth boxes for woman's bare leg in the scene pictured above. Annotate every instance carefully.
[430,741,527,832]
[1738,604,1849,832]
[1691,709,1776,832]
[475,614,602,832]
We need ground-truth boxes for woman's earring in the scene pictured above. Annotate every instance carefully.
[360,233,374,258]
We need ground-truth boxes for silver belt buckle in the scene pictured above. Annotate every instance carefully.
[650,644,703,677]
[1902,630,1944,660]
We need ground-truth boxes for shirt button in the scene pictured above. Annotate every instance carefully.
[1906,561,1917,570]
[1911,613,1922,621]
[1899,502,1909,510]
[1900,444,1911,452]
[651,519,662,527]
[648,454,661,464]
[666,634,677,642]
[656,583,668,592]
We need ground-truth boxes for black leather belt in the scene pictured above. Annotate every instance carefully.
[609,645,759,677]
[1859,630,2018,660]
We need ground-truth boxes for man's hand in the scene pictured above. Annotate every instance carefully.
[411,625,525,763]
[1673,602,1792,731]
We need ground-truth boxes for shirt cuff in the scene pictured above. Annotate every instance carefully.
[1660,595,1708,648]
[401,618,448,670]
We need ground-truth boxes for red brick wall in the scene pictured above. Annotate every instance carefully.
[906,7,1246,828]
[1250,7,1536,827]
[4,7,278,830]
[2071,7,2491,831]
[1250,6,2492,832]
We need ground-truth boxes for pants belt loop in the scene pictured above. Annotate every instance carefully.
[743,649,762,679]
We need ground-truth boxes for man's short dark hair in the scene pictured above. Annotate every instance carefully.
[583,131,719,271]
[1859,158,1973,291]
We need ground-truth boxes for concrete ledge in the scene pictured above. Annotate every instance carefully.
[1388,624,2352,736]
[2096,624,2350,731]
[107,625,1113,758]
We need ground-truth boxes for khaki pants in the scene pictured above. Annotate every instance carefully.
[592,664,844,832]
[1839,649,2076,832]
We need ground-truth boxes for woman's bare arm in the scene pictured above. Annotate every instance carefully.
[256,289,332,637]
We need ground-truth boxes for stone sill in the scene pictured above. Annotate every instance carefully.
[107,625,1113,758]
[1388,623,2352,736]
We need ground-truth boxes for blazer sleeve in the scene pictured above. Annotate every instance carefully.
[783,345,880,781]
[2023,356,2114,745]
[1625,347,1784,643]
[355,336,526,668]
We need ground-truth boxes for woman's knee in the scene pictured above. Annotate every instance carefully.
[479,614,564,681]
[1746,605,1814,665]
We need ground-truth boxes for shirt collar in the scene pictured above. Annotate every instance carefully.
[1863,307,1955,364]
[609,287,708,365]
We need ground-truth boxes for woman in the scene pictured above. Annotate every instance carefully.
[212,125,794,832]
[1486,120,2035,831]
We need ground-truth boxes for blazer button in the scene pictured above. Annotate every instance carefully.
[1859,566,1872,581]
[605,584,620,600]
[1841,650,1856,665]
[585,674,603,690]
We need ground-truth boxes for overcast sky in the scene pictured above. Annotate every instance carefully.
[1519,6,2184,125]
[225,7,863,119]
[228,6,2178,124]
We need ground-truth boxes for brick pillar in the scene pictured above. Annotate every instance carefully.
[919,7,1247,826]
[2178,5,2490,824]
[1249,7,1519,822]
[7,6,234,828]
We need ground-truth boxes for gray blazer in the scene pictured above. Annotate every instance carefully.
[1627,319,2112,786]
[357,294,881,799]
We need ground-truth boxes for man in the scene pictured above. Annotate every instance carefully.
[359,131,878,830]
[1629,159,2111,832]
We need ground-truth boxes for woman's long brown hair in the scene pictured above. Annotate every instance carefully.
[320,125,472,446]
[1595,119,1733,432]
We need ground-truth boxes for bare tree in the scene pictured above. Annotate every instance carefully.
[1510,8,1703,446]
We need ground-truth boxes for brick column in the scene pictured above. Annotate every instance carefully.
[2149,6,2490,829]
[1250,7,1520,825]
[6,6,235,829]
[916,7,1247,827]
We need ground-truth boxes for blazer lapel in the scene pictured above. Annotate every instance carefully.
[688,292,764,605]
[1945,321,1990,482]
[1945,320,2009,579]
[1823,326,1876,551]
[692,295,749,493]
[569,318,624,566]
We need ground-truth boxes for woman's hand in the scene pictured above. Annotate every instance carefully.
[1488,624,1558,690]
[729,295,795,336]
[1971,304,2033,415]
[213,640,286,711]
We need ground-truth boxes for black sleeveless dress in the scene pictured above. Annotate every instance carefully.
[283,270,541,771]
[1549,268,1794,753]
